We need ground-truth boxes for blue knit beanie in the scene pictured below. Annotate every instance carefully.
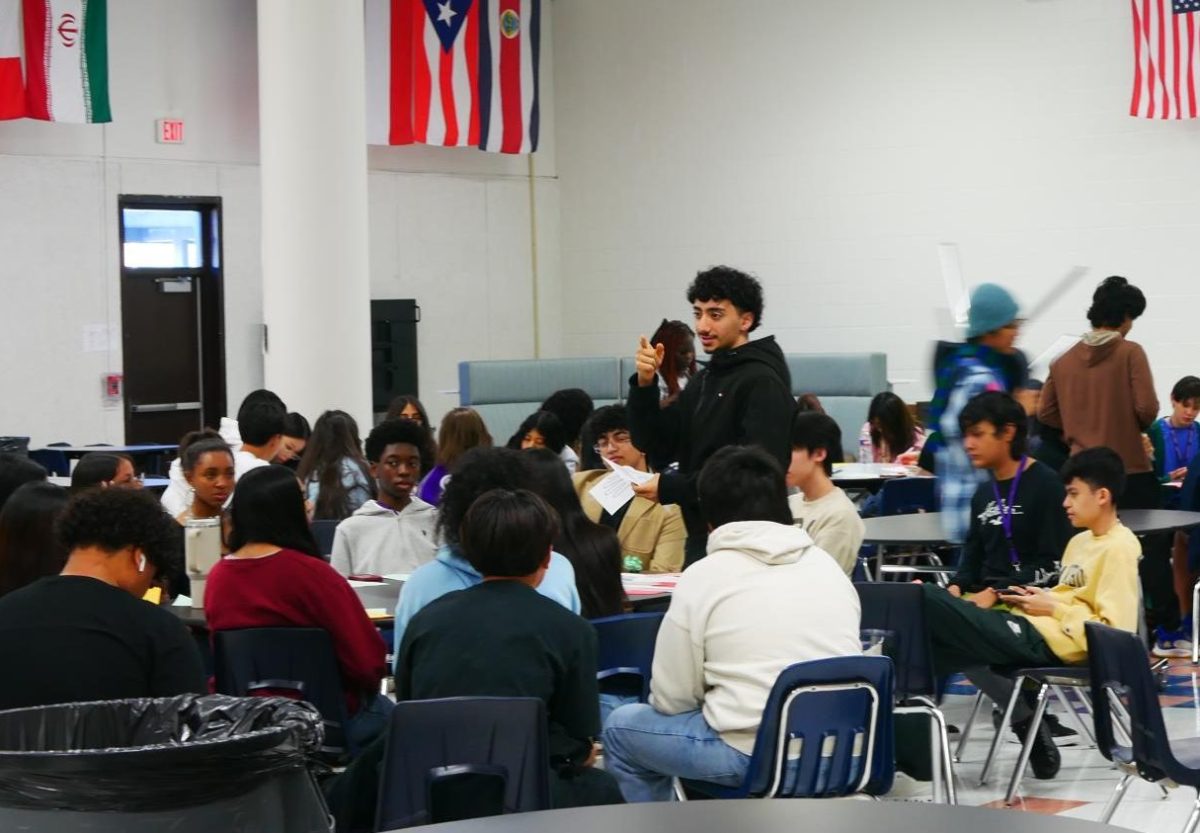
[967,283,1020,339]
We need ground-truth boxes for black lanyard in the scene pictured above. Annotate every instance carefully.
[990,456,1028,569]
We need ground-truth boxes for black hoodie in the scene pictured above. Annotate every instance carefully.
[626,335,794,541]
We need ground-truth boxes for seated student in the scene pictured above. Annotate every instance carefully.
[174,430,235,525]
[541,388,595,475]
[161,389,287,516]
[526,448,626,619]
[1147,376,1200,650]
[0,488,205,709]
[0,453,47,512]
[275,411,311,469]
[0,481,69,598]
[948,391,1074,598]
[603,446,862,802]
[400,489,623,807]
[70,452,140,492]
[920,446,1140,780]
[331,418,437,578]
[786,412,865,575]
[508,410,569,461]
[205,465,392,749]
[298,410,375,521]
[858,391,926,465]
[417,407,492,507]
[392,447,581,658]
[572,405,686,574]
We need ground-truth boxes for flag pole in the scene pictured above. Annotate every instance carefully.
[528,152,541,358]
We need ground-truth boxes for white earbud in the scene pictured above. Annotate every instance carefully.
[137,554,147,573]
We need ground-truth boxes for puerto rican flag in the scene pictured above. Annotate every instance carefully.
[0,0,24,119]
[366,0,540,154]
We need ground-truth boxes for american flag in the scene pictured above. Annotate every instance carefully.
[1131,0,1200,119]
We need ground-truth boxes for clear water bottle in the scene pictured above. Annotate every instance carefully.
[858,432,873,464]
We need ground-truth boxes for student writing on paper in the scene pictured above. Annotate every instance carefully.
[573,406,685,574]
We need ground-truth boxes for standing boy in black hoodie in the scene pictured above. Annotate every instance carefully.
[627,266,794,565]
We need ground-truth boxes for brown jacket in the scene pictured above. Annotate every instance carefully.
[1038,333,1159,473]
[573,470,685,573]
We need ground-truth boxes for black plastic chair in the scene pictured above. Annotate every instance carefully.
[878,477,938,516]
[374,697,549,830]
[590,612,664,701]
[212,627,352,759]
[311,519,338,557]
[28,448,69,476]
[680,656,895,800]
[1087,622,1200,830]
[854,581,957,803]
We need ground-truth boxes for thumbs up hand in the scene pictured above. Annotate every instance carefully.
[636,336,665,387]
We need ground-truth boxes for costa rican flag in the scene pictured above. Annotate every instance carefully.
[365,0,540,153]
[1130,0,1200,119]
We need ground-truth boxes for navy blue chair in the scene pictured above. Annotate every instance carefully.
[1086,622,1200,830]
[878,477,938,516]
[28,447,69,476]
[681,656,895,799]
[375,697,549,830]
[311,519,338,557]
[590,612,664,701]
[854,581,957,803]
[213,627,352,760]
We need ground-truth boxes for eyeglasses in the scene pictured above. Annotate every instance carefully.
[593,432,633,453]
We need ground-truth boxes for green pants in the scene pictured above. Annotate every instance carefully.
[922,583,1059,676]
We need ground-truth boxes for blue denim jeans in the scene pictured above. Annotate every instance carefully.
[602,705,750,803]
[345,692,394,753]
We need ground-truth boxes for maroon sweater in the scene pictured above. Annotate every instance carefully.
[205,548,387,713]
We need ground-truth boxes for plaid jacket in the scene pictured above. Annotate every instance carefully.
[935,359,1006,543]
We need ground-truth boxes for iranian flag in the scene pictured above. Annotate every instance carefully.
[0,0,24,119]
[22,0,110,122]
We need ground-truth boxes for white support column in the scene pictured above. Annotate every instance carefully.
[257,0,372,428]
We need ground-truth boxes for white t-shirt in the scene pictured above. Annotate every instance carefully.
[788,488,865,576]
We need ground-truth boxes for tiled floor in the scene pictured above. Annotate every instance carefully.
[885,659,1200,831]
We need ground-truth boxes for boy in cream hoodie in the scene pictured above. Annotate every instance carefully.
[921,446,1140,780]
[603,446,862,803]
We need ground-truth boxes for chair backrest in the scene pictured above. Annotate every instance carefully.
[741,655,894,798]
[878,477,938,516]
[311,519,338,556]
[1085,621,1187,785]
[854,582,937,700]
[375,697,550,831]
[590,612,665,701]
[212,627,350,756]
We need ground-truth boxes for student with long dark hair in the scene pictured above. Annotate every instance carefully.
[859,391,926,464]
[508,410,568,457]
[541,388,595,474]
[525,448,626,619]
[0,454,46,513]
[0,481,69,598]
[70,452,139,492]
[275,412,311,469]
[297,410,375,521]
[385,395,431,429]
[206,465,391,750]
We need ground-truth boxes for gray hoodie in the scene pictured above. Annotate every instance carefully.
[330,498,438,577]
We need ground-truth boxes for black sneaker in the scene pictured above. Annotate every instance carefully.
[1012,715,1061,779]
[1044,713,1079,745]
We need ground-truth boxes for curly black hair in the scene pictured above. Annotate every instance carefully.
[365,418,434,463]
[437,447,533,546]
[57,488,183,575]
[1087,276,1146,329]
[686,266,765,332]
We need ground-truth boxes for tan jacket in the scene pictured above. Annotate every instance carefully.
[573,470,686,573]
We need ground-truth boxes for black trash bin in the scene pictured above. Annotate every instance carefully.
[0,694,332,833]
[0,437,29,455]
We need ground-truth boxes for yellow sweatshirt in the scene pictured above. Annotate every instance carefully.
[1014,521,1141,664]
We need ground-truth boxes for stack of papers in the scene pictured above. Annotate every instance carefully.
[621,573,680,596]
[588,458,657,515]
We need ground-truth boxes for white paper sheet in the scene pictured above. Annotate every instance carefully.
[588,471,636,516]
[601,456,655,485]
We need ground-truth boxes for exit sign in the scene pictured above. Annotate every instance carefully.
[155,118,185,144]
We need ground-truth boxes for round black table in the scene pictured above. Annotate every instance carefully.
[392,797,1117,833]
[862,509,1200,546]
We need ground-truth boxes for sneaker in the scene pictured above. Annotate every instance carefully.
[1012,715,1061,779]
[1153,626,1193,658]
[1044,713,1078,746]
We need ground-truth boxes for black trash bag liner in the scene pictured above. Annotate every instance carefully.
[0,694,323,812]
